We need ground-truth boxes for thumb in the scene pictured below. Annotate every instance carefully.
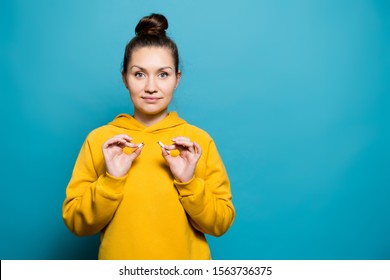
[128,145,143,161]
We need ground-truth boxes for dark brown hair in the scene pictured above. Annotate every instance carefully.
[122,14,180,74]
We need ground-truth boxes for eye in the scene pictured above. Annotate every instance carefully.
[134,72,145,78]
[159,72,169,78]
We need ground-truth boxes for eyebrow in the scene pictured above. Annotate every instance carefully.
[130,65,173,71]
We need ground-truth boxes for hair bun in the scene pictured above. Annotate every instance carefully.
[135,13,168,37]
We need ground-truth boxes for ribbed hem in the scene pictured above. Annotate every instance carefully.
[96,172,127,199]
[174,177,203,197]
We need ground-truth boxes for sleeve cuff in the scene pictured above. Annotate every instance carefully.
[96,172,127,199]
[174,177,204,197]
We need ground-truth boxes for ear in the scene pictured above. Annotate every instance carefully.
[122,71,129,89]
[175,71,182,89]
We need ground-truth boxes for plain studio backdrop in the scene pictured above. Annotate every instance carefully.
[0,0,389,259]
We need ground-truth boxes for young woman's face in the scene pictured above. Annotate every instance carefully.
[122,47,181,122]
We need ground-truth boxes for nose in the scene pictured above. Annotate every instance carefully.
[145,77,157,94]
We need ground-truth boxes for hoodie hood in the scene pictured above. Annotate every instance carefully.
[108,111,187,133]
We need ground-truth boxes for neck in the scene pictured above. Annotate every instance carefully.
[134,110,169,127]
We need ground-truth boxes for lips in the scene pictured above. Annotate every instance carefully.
[142,97,162,103]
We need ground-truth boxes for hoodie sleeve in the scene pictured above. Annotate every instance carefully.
[62,138,126,236]
[174,139,235,237]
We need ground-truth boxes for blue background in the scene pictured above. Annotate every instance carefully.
[1,0,389,259]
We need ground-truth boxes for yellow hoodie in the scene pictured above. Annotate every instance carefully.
[62,112,235,259]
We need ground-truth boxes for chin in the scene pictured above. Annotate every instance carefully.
[136,108,169,117]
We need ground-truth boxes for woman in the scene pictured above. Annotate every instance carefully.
[62,13,235,260]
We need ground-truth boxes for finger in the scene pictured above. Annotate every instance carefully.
[135,142,144,150]
[104,140,141,151]
[103,137,128,149]
[161,147,171,157]
[157,141,172,155]
[157,141,171,158]
[171,139,195,153]
[165,143,193,154]
[193,142,202,155]
[127,145,143,162]
[172,136,191,143]
[171,139,193,147]
[126,142,142,149]
[164,144,176,152]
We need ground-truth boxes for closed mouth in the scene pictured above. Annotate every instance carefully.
[142,97,162,100]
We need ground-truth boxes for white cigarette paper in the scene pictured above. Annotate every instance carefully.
[158,141,170,154]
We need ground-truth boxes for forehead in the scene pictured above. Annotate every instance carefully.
[130,47,174,69]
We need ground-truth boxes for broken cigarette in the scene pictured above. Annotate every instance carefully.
[137,143,144,149]
[157,141,170,154]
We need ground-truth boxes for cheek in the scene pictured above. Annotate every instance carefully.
[128,80,144,93]
[160,80,177,94]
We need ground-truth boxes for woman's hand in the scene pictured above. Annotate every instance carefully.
[160,137,202,183]
[102,134,143,178]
